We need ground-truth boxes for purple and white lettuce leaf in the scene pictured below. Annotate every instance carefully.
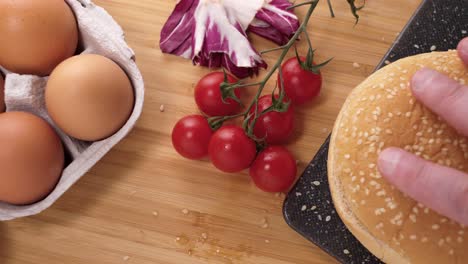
[159,0,198,58]
[248,0,300,46]
[248,19,291,46]
[159,0,267,79]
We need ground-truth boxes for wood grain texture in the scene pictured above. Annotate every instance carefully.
[0,0,422,263]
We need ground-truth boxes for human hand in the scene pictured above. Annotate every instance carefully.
[378,37,468,225]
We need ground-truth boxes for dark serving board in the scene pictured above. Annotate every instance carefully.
[283,0,468,263]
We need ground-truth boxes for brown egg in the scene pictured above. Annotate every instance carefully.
[45,54,135,141]
[0,0,79,76]
[0,75,4,112]
[0,112,64,205]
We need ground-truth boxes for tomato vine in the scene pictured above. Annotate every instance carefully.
[208,0,364,143]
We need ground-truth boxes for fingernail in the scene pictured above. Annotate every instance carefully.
[459,38,468,53]
[411,68,437,93]
[378,148,402,176]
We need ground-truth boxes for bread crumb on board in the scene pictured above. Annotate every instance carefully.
[260,217,269,229]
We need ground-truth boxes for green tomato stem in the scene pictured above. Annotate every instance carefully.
[327,0,335,17]
[232,82,263,89]
[260,45,288,55]
[287,0,318,10]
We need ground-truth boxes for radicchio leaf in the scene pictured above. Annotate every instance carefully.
[160,0,267,79]
[159,0,197,59]
[248,0,300,46]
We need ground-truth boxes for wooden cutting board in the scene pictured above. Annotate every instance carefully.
[0,1,423,263]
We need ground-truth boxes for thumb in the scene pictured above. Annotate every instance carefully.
[378,147,468,226]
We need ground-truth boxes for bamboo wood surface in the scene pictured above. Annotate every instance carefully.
[0,0,422,263]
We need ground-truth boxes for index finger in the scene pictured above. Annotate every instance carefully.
[458,37,468,65]
[411,68,468,136]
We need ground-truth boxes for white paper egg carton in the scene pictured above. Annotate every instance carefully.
[0,0,144,220]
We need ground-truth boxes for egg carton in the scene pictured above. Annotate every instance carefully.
[0,0,145,220]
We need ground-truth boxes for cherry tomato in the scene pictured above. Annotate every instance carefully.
[172,115,213,160]
[249,95,294,145]
[279,56,322,105]
[249,146,297,192]
[194,72,242,117]
[208,125,257,173]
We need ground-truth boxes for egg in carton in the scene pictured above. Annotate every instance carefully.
[0,0,144,221]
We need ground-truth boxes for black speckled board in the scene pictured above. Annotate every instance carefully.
[283,0,468,263]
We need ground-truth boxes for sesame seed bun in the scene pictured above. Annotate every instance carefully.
[329,50,468,263]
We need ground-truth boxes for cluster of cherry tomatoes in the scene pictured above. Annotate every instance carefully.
[171,56,323,193]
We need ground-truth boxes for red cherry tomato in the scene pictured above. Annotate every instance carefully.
[172,115,213,160]
[208,125,257,173]
[249,95,294,145]
[249,146,297,192]
[279,56,322,105]
[194,72,242,117]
